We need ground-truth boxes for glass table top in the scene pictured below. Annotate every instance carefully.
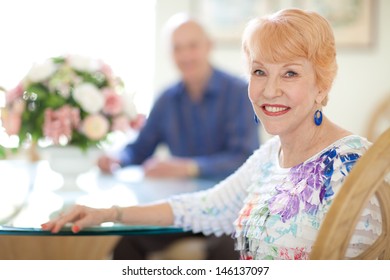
[0,160,216,236]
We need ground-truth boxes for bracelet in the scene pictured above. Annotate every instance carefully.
[111,205,123,223]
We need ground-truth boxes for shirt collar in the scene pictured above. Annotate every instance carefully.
[203,68,221,96]
[178,67,221,98]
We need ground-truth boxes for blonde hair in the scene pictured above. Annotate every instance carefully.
[242,9,337,106]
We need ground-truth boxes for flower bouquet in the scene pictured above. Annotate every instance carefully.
[1,55,137,153]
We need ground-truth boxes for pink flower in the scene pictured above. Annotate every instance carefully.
[100,63,113,78]
[1,99,25,135]
[43,105,80,144]
[6,83,24,104]
[100,62,116,86]
[82,114,109,141]
[111,115,130,132]
[2,108,22,135]
[12,99,25,114]
[111,113,146,132]
[102,88,123,116]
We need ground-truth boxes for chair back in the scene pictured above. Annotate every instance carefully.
[310,128,390,259]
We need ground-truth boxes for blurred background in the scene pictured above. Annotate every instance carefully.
[0,0,389,261]
[0,0,389,142]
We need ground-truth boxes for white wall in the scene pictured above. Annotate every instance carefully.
[154,0,390,139]
[327,0,390,137]
[0,0,156,115]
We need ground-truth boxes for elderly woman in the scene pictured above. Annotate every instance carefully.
[42,9,381,260]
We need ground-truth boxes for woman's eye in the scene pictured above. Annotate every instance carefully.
[253,69,265,76]
[284,71,298,78]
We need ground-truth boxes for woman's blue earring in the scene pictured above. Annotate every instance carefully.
[314,110,323,126]
[254,115,259,124]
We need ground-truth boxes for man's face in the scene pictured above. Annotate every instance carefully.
[171,22,211,82]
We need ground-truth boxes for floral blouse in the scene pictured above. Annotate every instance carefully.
[169,135,381,260]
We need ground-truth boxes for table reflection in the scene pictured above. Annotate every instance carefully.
[0,159,216,234]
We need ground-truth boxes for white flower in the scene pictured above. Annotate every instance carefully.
[68,55,101,72]
[57,84,71,99]
[26,60,57,83]
[72,83,104,114]
[123,91,138,119]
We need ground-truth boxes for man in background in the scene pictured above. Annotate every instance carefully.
[98,13,259,259]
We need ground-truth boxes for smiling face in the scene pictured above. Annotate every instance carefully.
[242,9,338,110]
[249,58,326,137]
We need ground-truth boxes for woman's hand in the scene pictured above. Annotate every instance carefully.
[41,205,115,234]
[41,202,174,234]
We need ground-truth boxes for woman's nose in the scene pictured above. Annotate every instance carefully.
[262,77,282,99]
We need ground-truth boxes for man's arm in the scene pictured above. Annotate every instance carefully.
[119,95,167,167]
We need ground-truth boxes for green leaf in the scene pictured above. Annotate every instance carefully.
[26,83,49,98]
[68,130,98,151]
[45,93,66,109]
[52,56,66,64]
[19,99,45,141]
[0,146,6,159]
[74,70,108,88]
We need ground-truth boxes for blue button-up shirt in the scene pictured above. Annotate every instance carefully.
[120,68,260,179]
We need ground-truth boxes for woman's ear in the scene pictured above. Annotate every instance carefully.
[315,88,329,106]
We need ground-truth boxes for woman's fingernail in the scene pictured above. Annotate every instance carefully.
[72,225,80,233]
[41,224,47,230]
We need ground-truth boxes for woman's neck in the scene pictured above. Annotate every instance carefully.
[278,117,351,168]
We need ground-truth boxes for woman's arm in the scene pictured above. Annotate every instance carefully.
[42,147,263,235]
[41,202,174,234]
[167,148,263,236]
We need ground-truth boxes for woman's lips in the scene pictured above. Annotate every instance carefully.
[261,104,290,116]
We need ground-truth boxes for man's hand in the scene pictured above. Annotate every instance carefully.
[130,114,146,130]
[97,155,121,174]
[143,157,199,178]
